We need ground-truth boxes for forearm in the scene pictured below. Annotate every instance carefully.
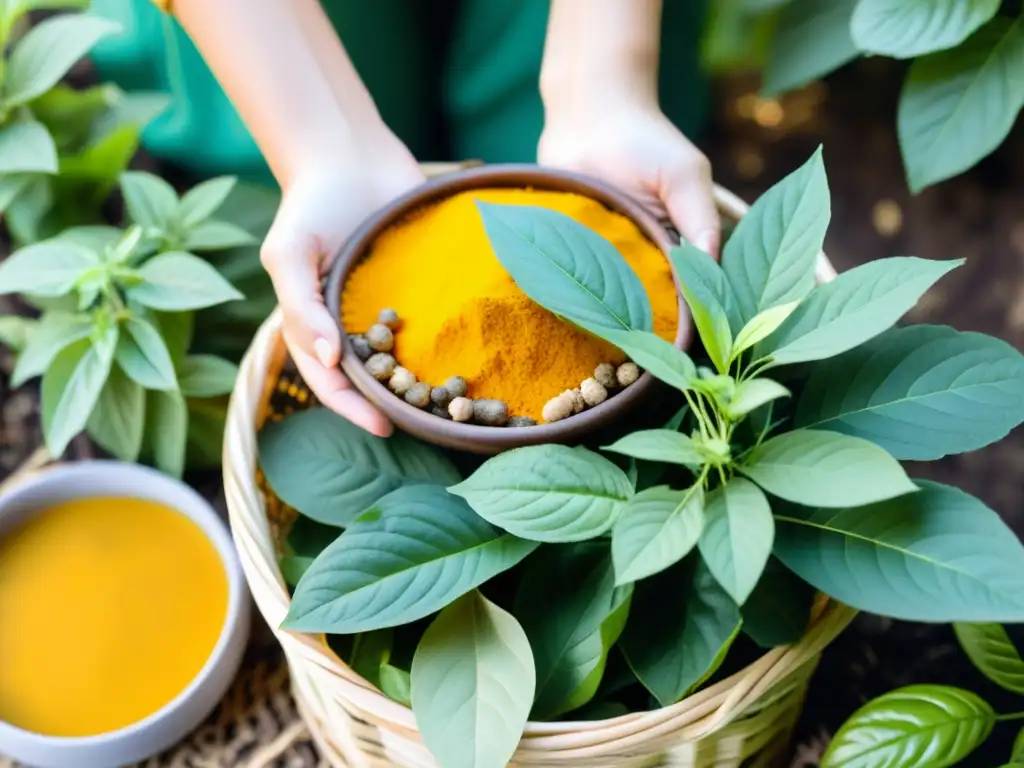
[172,0,394,187]
[540,0,662,111]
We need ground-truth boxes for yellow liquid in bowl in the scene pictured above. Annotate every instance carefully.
[0,497,229,737]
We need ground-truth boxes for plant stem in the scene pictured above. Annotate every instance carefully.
[683,390,709,441]
[996,711,1024,722]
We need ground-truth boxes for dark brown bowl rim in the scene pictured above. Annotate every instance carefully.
[324,164,693,453]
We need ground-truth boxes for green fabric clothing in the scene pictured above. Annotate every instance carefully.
[89,0,708,183]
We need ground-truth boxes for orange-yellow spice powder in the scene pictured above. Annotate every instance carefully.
[341,188,679,421]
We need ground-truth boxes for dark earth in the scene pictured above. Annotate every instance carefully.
[1,56,1022,767]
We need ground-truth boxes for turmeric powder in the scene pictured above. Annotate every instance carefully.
[341,188,679,421]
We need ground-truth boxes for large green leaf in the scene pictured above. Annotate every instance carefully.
[178,354,238,397]
[284,485,538,633]
[411,591,535,768]
[86,364,144,462]
[145,389,188,478]
[513,543,632,719]
[596,328,697,391]
[851,0,1001,58]
[820,685,994,768]
[670,241,734,372]
[619,556,741,706]
[721,148,829,326]
[0,120,58,174]
[259,406,460,526]
[740,429,916,507]
[740,557,815,648]
[762,257,961,366]
[115,316,178,391]
[10,310,92,386]
[476,202,652,334]
[795,325,1024,461]
[611,485,705,585]
[0,240,98,297]
[898,17,1024,193]
[953,623,1024,694]
[774,481,1024,621]
[602,429,702,468]
[726,378,790,420]
[762,0,860,95]
[129,251,243,311]
[177,176,237,228]
[119,171,178,230]
[450,445,632,543]
[698,478,773,605]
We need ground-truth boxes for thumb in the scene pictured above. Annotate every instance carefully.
[664,156,720,259]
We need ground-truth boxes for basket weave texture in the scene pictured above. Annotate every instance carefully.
[222,182,857,768]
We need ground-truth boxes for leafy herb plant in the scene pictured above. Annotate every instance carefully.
[821,622,1024,767]
[0,171,252,475]
[257,147,1024,768]
[705,0,1024,192]
[0,1,169,242]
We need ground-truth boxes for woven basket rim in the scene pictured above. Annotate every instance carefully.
[221,180,857,758]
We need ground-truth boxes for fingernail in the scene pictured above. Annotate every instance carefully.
[314,337,334,368]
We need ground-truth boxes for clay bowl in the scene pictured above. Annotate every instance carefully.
[324,164,693,454]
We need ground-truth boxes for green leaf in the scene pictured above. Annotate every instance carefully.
[41,326,117,457]
[450,445,632,543]
[178,354,237,397]
[348,629,394,688]
[774,481,1024,622]
[55,225,123,253]
[0,240,99,297]
[145,389,188,478]
[379,663,411,706]
[10,310,91,386]
[86,364,144,461]
[725,378,790,420]
[0,120,58,174]
[611,485,705,584]
[285,515,341,560]
[762,0,860,95]
[953,623,1024,694]
[671,241,733,372]
[1014,727,1024,762]
[6,175,52,245]
[795,324,1024,460]
[88,89,170,142]
[619,556,741,706]
[183,219,256,251]
[851,0,1000,58]
[177,177,237,228]
[284,485,537,633]
[115,316,178,391]
[514,543,632,719]
[476,201,653,334]
[258,406,460,526]
[721,148,829,326]
[602,429,702,467]
[741,429,916,507]
[698,478,773,605]
[740,557,815,647]
[596,328,697,391]
[762,257,962,366]
[0,315,35,351]
[899,18,1024,193]
[149,309,193,365]
[411,591,535,768]
[128,251,243,311]
[820,685,994,768]
[0,174,30,213]
[119,171,178,229]
[3,15,121,106]
[184,396,227,470]
[279,555,314,587]
[731,302,799,361]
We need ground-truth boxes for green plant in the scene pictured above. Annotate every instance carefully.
[0,1,169,242]
[256,147,1024,768]
[0,170,253,475]
[704,0,1024,192]
[821,623,1024,767]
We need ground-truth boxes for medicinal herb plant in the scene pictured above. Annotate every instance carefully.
[258,148,1024,768]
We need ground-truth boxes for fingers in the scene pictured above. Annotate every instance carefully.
[664,152,721,260]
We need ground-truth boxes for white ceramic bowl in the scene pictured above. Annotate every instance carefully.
[0,461,251,768]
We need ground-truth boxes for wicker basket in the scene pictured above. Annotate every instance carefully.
[222,181,857,768]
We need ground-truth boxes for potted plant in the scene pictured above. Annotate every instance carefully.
[231,148,1024,768]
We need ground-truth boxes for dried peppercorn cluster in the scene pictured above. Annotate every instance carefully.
[352,308,644,427]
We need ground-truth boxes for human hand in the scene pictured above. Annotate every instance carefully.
[538,102,720,258]
[261,142,425,436]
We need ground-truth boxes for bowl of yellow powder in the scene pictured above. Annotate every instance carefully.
[0,461,250,768]
[327,164,691,454]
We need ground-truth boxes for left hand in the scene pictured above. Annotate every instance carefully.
[538,102,720,258]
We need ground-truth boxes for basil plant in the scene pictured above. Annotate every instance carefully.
[0,1,170,243]
[0,171,254,476]
[257,147,1024,768]
[822,622,1024,768]
[706,0,1024,192]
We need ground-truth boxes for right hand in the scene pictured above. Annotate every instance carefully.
[261,141,425,436]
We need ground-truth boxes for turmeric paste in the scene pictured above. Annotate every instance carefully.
[342,188,679,420]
